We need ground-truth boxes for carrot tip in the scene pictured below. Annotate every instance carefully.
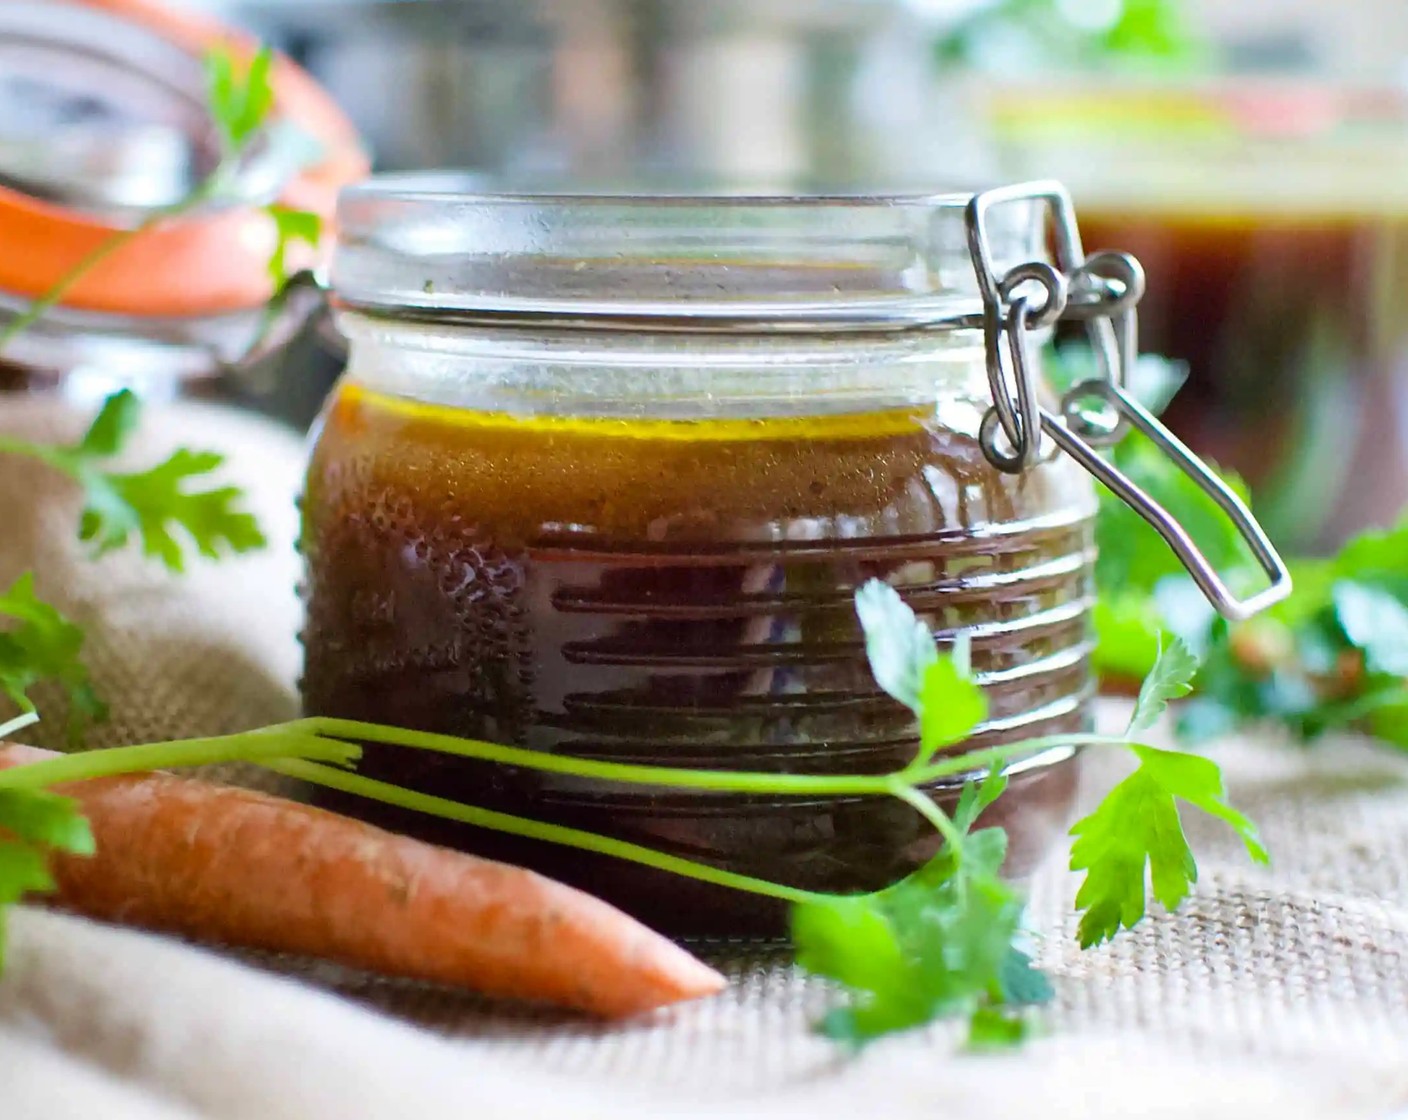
[653,944,729,1005]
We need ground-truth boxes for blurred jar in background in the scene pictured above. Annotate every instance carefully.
[207,0,1408,525]
[0,0,365,420]
[981,80,1408,552]
[210,0,998,191]
[198,0,1003,425]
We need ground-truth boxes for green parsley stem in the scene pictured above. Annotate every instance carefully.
[888,781,966,852]
[0,224,152,352]
[0,730,358,791]
[0,165,227,354]
[263,757,828,905]
[0,215,172,352]
[0,715,1113,908]
[286,717,1117,797]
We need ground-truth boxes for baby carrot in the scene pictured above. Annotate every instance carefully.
[0,744,724,1018]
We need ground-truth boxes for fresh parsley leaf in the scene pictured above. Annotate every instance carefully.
[265,205,322,286]
[1127,638,1199,733]
[1332,581,1408,677]
[1332,517,1408,582]
[917,656,988,764]
[78,390,141,458]
[0,788,93,966]
[80,448,265,573]
[967,1003,1034,1050]
[795,773,1048,1048]
[0,841,55,897]
[1101,0,1202,61]
[206,48,238,146]
[1092,593,1166,680]
[1369,695,1408,750]
[0,391,266,573]
[206,46,276,155]
[1096,437,1253,599]
[1069,745,1269,948]
[952,769,1007,834]
[0,574,104,739]
[936,0,1202,69]
[997,945,1053,1007]
[1170,514,1408,749]
[0,789,94,854]
[793,895,908,1016]
[0,842,56,908]
[797,842,1038,1047]
[855,581,985,763]
[855,580,938,714]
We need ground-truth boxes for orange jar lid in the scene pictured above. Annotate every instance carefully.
[0,0,369,319]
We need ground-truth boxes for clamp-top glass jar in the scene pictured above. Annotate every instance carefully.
[0,0,365,416]
[300,177,1289,934]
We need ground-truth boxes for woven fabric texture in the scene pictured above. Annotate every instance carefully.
[1,396,1406,1119]
[0,396,304,792]
[292,735,1408,1118]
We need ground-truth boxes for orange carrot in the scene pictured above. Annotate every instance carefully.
[0,744,724,1018]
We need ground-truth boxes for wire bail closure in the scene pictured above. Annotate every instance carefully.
[966,181,1292,623]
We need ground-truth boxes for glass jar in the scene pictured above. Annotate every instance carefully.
[300,177,1288,935]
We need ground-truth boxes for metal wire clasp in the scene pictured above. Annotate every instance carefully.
[965,181,1292,622]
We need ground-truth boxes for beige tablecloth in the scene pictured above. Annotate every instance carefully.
[3,397,1408,1119]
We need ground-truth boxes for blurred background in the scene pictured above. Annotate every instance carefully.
[16,0,1408,551]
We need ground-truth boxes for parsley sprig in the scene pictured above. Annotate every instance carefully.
[0,388,266,739]
[1173,519,1408,747]
[794,769,1052,1048]
[1067,348,1408,748]
[0,574,103,741]
[0,390,265,573]
[804,586,1044,1044]
[0,388,265,748]
[1070,643,1268,946]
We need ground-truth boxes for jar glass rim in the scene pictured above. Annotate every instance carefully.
[331,172,1050,331]
[340,171,978,208]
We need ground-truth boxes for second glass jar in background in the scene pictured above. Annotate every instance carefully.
[984,79,1408,551]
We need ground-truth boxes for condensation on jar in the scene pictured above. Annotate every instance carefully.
[299,180,1098,935]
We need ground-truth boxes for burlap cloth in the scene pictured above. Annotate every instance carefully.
[2,396,1408,1119]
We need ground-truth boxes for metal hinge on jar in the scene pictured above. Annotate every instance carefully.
[965,181,1292,623]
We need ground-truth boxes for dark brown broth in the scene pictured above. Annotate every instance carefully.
[299,383,1095,933]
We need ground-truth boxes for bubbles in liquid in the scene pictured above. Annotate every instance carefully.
[299,385,1095,919]
[302,468,535,741]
